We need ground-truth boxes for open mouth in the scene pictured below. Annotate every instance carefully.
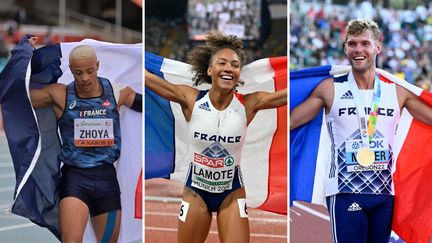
[221,75,233,80]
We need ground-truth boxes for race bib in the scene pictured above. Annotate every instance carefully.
[344,138,390,172]
[74,118,114,147]
[191,152,236,193]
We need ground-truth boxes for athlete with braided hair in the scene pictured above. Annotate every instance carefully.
[145,32,286,242]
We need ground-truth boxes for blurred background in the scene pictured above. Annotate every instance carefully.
[290,0,432,90]
[0,1,142,242]
[0,0,142,71]
[145,0,287,63]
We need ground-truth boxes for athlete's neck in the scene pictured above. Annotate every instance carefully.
[352,68,377,90]
[76,79,102,98]
[208,88,233,111]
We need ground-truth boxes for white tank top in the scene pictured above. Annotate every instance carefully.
[325,73,400,196]
[186,91,247,193]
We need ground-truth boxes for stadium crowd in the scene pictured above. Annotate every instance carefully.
[290,0,432,90]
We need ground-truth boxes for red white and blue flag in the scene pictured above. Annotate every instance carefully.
[145,52,287,214]
[290,65,432,242]
[0,37,142,242]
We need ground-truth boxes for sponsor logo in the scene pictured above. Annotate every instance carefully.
[338,107,394,117]
[225,156,234,166]
[348,202,362,211]
[69,100,76,109]
[198,101,211,111]
[102,99,111,107]
[340,90,353,99]
[351,141,360,150]
[194,153,225,168]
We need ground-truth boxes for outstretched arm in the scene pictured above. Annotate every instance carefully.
[29,83,66,118]
[244,89,287,124]
[145,69,198,121]
[290,77,333,130]
[397,85,432,125]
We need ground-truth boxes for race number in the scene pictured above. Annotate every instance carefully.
[178,200,190,222]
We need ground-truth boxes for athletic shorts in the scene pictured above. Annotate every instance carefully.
[59,163,121,217]
[326,193,394,243]
[185,165,243,213]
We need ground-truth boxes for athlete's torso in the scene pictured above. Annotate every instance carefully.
[186,90,247,193]
[58,77,121,168]
[325,73,401,196]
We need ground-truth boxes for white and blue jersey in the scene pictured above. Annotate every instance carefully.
[185,90,246,194]
[325,73,401,196]
[58,77,121,168]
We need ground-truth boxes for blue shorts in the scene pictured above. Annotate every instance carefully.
[326,193,394,243]
[59,164,121,217]
[185,165,243,213]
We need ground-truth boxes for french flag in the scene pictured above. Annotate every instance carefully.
[0,37,142,242]
[290,65,432,242]
[145,52,287,214]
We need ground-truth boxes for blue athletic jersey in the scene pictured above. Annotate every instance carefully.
[58,77,121,168]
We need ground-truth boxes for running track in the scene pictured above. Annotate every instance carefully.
[145,178,288,243]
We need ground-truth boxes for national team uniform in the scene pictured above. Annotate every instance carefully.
[325,73,400,243]
[58,77,121,216]
[184,90,246,212]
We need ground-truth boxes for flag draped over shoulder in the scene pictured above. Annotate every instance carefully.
[0,37,142,242]
[145,52,287,214]
[290,65,432,242]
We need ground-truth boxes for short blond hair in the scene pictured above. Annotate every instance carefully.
[69,45,97,63]
[346,18,380,42]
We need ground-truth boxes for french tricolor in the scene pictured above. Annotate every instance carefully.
[0,37,142,242]
[290,65,432,242]
[145,52,287,214]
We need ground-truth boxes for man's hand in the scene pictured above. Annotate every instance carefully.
[28,36,38,48]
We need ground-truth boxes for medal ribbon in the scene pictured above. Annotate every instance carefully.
[347,72,381,148]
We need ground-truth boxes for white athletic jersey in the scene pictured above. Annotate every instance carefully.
[186,91,247,193]
[325,73,401,196]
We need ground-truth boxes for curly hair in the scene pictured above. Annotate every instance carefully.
[188,32,247,86]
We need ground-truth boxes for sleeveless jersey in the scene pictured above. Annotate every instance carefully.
[186,90,247,193]
[325,73,400,196]
[58,77,121,168]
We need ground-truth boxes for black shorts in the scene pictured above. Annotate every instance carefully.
[59,163,121,217]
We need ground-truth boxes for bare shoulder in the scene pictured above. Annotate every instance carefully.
[47,83,67,92]
[48,83,67,107]
[177,84,200,100]
[315,77,334,94]
[314,77,334,110]
[395,82,415,110]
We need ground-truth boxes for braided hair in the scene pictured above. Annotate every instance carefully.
[188,32,247,86]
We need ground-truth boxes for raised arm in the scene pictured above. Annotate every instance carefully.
[145,69,198,121]
[397,85,432,125]
[30,83,66,118]
[290,77,334,130]
[244,89,287,124]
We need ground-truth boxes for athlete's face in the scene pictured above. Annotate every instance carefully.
[207,48,241,91]
[344,29,381,73]
[69,55,99,95]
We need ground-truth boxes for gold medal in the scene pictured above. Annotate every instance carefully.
[357,147,375,166]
